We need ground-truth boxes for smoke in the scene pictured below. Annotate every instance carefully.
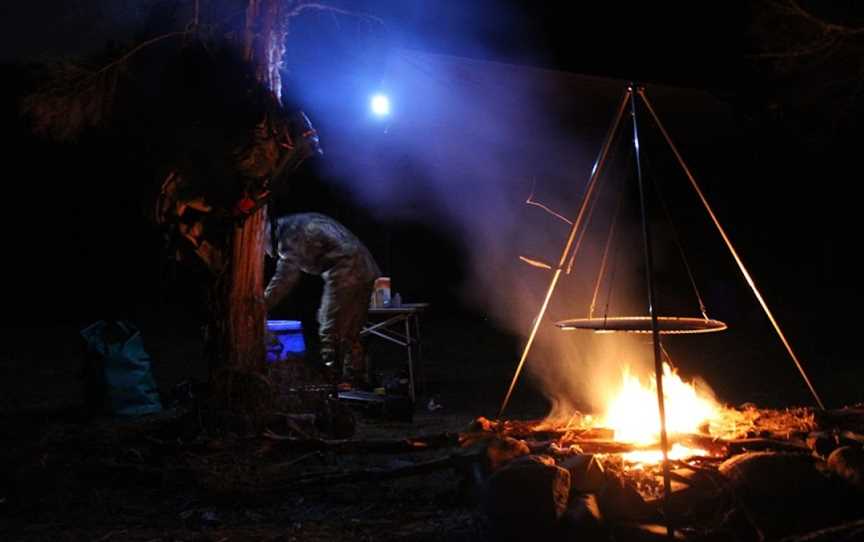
[283,17,736,415]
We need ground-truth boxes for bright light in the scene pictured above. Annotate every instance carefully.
[603,362,722,445]
[370,94,390,117]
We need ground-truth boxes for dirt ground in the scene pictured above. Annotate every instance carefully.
[1,307,861,541]
[0,308,542,542]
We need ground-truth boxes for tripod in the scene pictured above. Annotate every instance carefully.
[498,83,825,538]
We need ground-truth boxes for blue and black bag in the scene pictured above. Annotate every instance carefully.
[80,320,162,416]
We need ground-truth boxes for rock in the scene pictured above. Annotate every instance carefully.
[719,451,836,537]
[596,472,652,522]
[559,493,607,540]
[806,431,839,457]
[559,453,606,493]
[644,466,723,520]
[719,452,829,497]
[314,397,355,439]
[719,507,763,542]
[485,436,530,471]
[827,446,864,491]
[508,453,555,467]
[482,459,571,540]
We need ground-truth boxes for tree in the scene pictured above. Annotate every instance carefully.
[746,0,864,147]
[21,0,333,416]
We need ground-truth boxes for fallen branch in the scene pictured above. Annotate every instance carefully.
[264,455,456,493]
[261,430,460,453]
[778,518,864,542]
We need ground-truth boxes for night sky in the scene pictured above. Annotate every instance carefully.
[1,1,862,407]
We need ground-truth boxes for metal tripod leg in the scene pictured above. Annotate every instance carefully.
[498,88,631,417]
[630,83,674,539]
[638,89,825,411]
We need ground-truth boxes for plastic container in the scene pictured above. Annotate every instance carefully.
[372,277,391,308]
[266,320,306,362]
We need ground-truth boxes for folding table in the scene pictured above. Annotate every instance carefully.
[360,302,429,401]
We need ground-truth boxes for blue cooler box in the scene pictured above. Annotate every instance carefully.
[266,320,306,362]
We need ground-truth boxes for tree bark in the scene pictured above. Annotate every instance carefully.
[207,208,272,415]
[223,207,268,374]
[206,0,287,414]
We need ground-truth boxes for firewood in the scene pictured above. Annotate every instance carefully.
[726,438,810,455]
[815,407,864,431]
[839,430,864,445]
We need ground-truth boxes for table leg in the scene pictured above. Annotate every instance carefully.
[405,316,415,402]
[411,313,424,395]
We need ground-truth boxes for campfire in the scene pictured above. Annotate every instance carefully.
[463,398,863,541]
[566,362,752,466]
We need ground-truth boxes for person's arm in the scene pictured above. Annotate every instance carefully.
[264,257,301,311]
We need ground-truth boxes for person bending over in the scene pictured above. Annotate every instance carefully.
[265,212,380,387]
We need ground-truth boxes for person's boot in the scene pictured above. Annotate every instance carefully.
[319,347,339,386]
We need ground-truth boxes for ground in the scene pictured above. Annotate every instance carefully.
[1,307,860,541]
[0,308,544,541]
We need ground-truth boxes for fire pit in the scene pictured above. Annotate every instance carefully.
[463,404,864,541]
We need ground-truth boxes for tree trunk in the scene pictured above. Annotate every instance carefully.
[221,207,268,374]
[208,208,272,415]
[206,0,287,415]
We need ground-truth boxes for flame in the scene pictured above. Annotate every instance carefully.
[601,362,731,463]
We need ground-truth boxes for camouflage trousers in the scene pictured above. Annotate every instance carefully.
[317,277,375,383]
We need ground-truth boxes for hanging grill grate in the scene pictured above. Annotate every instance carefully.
[556,315,727,334]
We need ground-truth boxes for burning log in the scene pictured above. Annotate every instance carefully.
[465,416,613,440]
[725,437,811,455]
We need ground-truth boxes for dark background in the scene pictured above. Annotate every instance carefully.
[0,1,861,410]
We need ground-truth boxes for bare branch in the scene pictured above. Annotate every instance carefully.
[518,256,552,270]
[524,177,573,225]
[92,30,192,79]
[751,34,840,59]
[285,1,384,26]
[778,0,864,35]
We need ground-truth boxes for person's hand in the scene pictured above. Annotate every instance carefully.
[265,330,280,348]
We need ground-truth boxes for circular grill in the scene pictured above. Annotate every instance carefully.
[556,316,727,334]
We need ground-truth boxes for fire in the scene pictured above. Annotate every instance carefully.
[597,362,744,464]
